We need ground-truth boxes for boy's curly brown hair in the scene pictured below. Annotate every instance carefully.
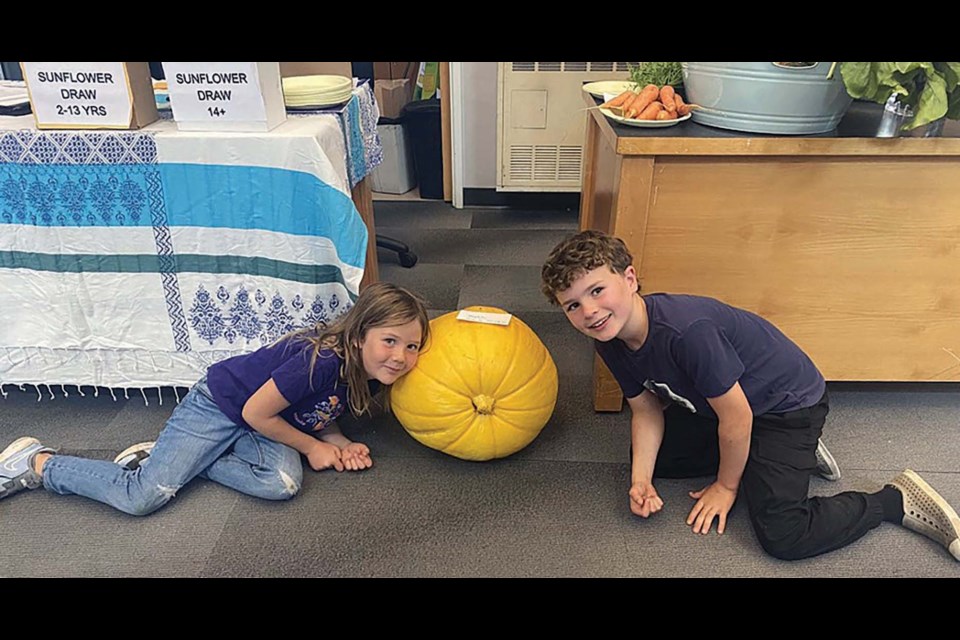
[540,230,635,305]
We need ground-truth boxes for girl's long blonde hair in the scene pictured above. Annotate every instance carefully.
[282,282,430,416]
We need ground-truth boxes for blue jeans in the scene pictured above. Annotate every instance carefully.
[42,378,304,516]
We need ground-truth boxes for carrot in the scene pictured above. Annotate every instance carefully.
[675,94,702,117]
[659,85,676,113]
[656,109,678,120]
[673,93,686,113]
[625,84,659,119]
[637,101,663,120]
[600,90,633,109]
[619,91,642,115]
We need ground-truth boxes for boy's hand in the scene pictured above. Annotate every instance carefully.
[340,442,373,472]
[687,482,737,534]
[629,480,664,518]
[307,441,345,472]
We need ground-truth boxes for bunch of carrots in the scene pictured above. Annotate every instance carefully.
[600,84,699,121]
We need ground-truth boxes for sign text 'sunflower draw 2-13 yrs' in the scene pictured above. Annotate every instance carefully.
[23,62,133,127]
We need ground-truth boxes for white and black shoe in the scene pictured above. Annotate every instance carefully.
[0,436,56,499]
[114,441,155,470]
[814,438,841,481]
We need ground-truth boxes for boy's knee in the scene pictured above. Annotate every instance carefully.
[756,534,808,561]
[751,512,810,561]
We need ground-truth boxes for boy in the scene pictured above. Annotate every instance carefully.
[541,229,960,561]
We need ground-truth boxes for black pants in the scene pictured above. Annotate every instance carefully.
[648,390,885,560]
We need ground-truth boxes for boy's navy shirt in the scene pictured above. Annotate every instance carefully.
[596,293,825,418]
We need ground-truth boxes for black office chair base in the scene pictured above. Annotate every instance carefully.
[376,234,418,268]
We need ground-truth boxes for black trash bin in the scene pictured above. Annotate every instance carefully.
[400,99,443,200]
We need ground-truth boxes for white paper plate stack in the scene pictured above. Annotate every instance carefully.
[282,75,354,109]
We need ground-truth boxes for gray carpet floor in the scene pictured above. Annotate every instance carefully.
[2,200,959,578]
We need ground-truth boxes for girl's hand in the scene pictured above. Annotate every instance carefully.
[340,442,373,471]
[687,482,737,535]
[629,480,664,518]
[307,441,345,472]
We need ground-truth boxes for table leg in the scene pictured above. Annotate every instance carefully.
[352,177,380,290]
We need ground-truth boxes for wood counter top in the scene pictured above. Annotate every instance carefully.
[583,90,960,157]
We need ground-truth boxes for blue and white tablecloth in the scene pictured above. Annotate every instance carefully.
[287,79,383,190]
[156,78,383,189]
[0,92,382,392]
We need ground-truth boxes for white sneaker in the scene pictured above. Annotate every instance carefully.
[887,469,960,561]
[114,441,155,470]
[0,436,56,499]
[814,438,841,481]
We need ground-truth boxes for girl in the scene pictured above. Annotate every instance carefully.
[0,282,430,516]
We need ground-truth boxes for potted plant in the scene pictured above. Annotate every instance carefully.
[835,62,960,135]
[628,62,683,92]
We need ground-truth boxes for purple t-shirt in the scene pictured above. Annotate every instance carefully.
[596,293,825,418]
[206,339,374,434]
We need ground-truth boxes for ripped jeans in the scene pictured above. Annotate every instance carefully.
[42,377,303,516]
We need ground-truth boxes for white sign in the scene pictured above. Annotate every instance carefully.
[456,310,513,326]
[163,62,267,123]
[23,62,132,127]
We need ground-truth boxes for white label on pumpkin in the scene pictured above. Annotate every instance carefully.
[456,310,512,326]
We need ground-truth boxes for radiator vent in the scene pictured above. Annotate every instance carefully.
[498,62,636,191]
[510,62,639,73]
[509,145,533,181]
[558,145,582,182]
[508,145,582,183]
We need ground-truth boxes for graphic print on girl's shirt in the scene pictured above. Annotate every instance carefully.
[295,395,346,431]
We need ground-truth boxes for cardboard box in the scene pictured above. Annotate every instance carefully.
[162,62,286,132]
[280,62,353,78]
[374,78,413,119]
[374,62,418,84]
[21,62,158,130]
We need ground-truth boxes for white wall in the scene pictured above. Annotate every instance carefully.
[460,62,498,189]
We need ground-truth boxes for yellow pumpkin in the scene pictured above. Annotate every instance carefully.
[390,305,558,461]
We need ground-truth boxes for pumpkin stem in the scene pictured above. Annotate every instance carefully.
[471,394,495,415]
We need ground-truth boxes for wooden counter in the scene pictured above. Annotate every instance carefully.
[580,90,960,411]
